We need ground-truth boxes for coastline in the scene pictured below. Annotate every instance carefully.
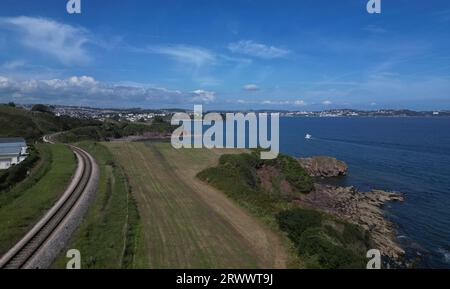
[296,156,405,265]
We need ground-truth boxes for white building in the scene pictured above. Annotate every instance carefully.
[0,138,28,170]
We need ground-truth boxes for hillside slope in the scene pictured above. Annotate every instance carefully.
[0,104,99,141]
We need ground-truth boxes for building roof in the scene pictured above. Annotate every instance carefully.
[0,138,26,144]
[0,147,21,156]
[0,138,26,157]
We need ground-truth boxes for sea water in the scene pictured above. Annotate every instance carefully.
[280,117,450,268]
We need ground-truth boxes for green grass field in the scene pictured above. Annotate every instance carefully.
[0,144,76,256]
[104,141,287,268]
[53,142,147,269]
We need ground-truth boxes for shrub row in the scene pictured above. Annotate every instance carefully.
[276,208,370,268]
[0,145,40,192]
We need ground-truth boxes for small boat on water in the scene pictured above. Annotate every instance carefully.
[305,134,312,140]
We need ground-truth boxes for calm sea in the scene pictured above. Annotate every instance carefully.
[280,117,450,268]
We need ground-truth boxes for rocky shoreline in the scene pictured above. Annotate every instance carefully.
[297,156,405,262]
[298,156,348,177]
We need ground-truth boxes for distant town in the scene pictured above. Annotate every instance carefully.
[16,104,450,122]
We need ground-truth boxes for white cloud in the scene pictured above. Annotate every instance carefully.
[243,84,260,91]
[260,99,306,106]
[0,75,216,106]
[0,76,14,90]
[322,100,332,105]
[293,100,307,106]
[0,16,90,64]
[190,90,216,103]
[144,45,216,67]
[261,100,287,105]
[228,40,290,59]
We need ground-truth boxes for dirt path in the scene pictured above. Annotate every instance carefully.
[105,141,287,268]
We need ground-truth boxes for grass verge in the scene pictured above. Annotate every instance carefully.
[52,142,147,269]
[0,144,76,255]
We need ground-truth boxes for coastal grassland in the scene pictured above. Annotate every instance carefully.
[0,144,76,255]
[104,141,286,268]
[53,142,147,269]
[197,152,371,269]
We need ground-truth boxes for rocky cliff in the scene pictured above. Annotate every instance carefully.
[296,156,405,262]
[298,156,348,177]
[296,184,404,260]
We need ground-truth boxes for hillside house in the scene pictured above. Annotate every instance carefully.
[0,138,28,170]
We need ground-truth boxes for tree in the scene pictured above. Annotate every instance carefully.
[31,104,53,114]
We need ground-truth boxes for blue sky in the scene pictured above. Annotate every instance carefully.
[0,0,449,110]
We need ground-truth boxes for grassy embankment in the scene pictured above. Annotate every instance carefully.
[53,142,147,269]
[0,144,76,256]
[104,141,286,268]
[55,118,174,143]
[197,152,371,269]
[0,104,99,141]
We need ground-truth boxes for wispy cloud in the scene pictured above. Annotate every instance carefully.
[243,84,260,91]
[137,44,251,68]
[0,16,91,64]
[0,75,216,107]
[228,40,290,59]
[142,45,217,67]
[363,24,386,34]
[261,99,306,106]
[1,60,26,70]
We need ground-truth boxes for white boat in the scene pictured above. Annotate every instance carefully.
[305,134,312,140]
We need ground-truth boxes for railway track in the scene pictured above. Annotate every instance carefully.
[0,144,95,269]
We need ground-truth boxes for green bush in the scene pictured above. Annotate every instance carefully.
[299,227,365,269]
[56,121,176,143]
[276,208,322,241]
[0,146,40,192]
[275,155,314,193]
[31,104,52,113]
[276,208,369,269]
[198,153,278,215]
